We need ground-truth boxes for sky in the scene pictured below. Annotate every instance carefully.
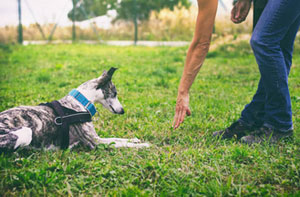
[0,0,233,28]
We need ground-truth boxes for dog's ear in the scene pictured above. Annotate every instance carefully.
[96,67,118,89]
[107,67,118,77]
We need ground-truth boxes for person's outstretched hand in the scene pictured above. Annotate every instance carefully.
[173,92,191,129]
[231,0,252,24]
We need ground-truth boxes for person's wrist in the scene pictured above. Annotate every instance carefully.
[178,89,189,96]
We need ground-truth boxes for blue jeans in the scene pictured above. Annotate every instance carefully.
[240,0,300,131]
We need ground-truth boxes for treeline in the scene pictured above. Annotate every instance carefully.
[0,6,253,44]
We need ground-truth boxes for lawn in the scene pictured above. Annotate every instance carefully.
[0,40,299,196]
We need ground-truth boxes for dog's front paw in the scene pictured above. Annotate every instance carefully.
[113,142,150,148]
[129,138,141,143]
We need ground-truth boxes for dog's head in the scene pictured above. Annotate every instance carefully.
[77,67,124,114]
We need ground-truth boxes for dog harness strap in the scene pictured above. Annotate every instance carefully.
[50,101,70,149]
[69,89,97,116]
[57,113,92,125]
[39,100,93,149]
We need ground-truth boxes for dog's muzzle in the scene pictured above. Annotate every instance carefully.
[110,105,124,114]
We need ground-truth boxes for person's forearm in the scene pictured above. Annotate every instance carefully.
[173,0,218,129]
[178,40,210,95]
[177,0,218,95]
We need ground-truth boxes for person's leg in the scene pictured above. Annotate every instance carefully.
[253,0,268,29]
[241,14,300,145]
[237,0,268,128]
[213,0,300,139]
[281,16,300,76]
[240,10,300,129]
[250,0,300,131]
[240,79,265,127]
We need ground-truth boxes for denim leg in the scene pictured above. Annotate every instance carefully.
[240,79,265,127]
[241,14,300,128]
[249,0,300,131]
[240,0,268,127]
[281,16,300,75]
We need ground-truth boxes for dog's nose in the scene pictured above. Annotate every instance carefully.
[119,108,125,114]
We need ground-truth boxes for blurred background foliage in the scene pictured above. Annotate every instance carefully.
[67,0,191,22]
[0,3,254,43]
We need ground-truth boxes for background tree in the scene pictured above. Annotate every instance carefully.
[68,0,118,22]
[68,0,191,43]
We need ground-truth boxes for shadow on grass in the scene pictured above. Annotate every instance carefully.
[0,44,12,64]
[207,41,253,59]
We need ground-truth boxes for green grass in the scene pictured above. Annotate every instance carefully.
[0,41,300,196]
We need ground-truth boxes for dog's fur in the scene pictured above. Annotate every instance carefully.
[0,68,150,150]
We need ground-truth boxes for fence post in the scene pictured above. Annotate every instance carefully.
[17,0,23,44]
[133,0,138,45]
[72,0,76,43]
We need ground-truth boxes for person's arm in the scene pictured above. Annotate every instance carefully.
[173,0,218,129]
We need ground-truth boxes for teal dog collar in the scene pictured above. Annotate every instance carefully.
[69,89,97,117]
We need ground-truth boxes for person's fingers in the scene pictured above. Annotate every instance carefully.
[231,1,251,24]
[231,14,237,23]
[235,5,241,19]
[173,107,191,129]
[232,18,240,24]
[231,7,235,18]
[238,9,247,21]
[241,9,249,21]
[233,12,245,24]
[179,109,186,124]
[238,2,251,23]
[172,115,176,128]
[231,6,237,22]
[239,18,245,23]
[173,107,182,129]
[231,6,242,23]
[176,108,183,127]
[173,108,179,128]
[235,18,243,24]
[236,15,247,23]
[186,108,191,116]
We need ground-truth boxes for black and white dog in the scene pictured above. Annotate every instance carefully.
[0,67,150,151]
